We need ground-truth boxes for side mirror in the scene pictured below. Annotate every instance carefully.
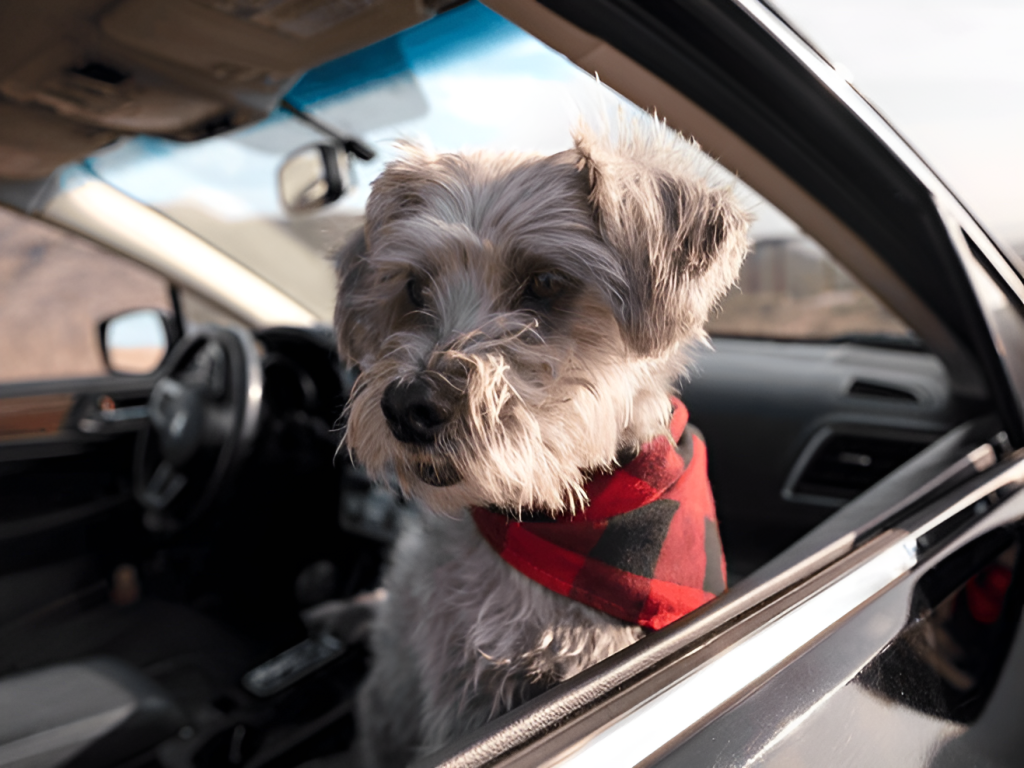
[278,144,352,213]
[100,308,171,376]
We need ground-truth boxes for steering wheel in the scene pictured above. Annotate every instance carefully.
[134,326,263,533]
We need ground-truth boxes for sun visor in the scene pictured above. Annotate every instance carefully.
[0,99,116,180]
[0,0,442,180]
[100,0,432,92]
[0,44,226,135]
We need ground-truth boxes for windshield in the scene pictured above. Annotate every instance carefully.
[83,1,915,346]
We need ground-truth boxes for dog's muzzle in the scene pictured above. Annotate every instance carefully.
[381,376,455,446]
[381,375,465,486]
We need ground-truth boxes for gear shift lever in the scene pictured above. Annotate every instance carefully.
[241,589,386,698]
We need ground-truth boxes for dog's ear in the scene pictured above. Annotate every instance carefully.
[334,227,375,366]
[573,121,749,356]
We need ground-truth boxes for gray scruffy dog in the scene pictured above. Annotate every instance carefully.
[332,116,749,766]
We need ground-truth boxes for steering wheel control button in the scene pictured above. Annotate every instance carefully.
[139,460,188,514]
[149,377,204,466]
[188,341,229,400]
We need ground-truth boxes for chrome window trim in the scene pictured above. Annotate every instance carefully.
[939,209,1024,432]
[548,453,1024,767]
[556,537,919,767]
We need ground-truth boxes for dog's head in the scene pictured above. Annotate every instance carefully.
[335,118,748,515]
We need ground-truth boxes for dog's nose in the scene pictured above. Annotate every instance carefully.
[381,377,454,445]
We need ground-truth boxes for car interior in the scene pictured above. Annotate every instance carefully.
[0,1,1018,767]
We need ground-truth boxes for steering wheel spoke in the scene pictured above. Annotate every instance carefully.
[140,460,188,509]
[134,327,263,533]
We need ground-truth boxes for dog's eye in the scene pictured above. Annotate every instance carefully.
[406,277,426,308]
[522,272,564,303]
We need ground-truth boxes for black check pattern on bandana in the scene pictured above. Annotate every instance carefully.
[472,398,725,631]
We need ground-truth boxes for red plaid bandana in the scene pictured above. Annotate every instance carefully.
[471,398,725,631]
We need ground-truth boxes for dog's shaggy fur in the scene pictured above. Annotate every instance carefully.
[334,117,749,766]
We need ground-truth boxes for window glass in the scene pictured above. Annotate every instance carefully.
[707,203,915,343]
[0,206,173,384]
[83,1,913,346]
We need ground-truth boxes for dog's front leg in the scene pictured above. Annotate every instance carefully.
[354,642,424,768]
[352,517,433,767]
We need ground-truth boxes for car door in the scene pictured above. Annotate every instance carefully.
[410,0,1024,765]
[422,425,1022,767]
[0,205,175,637]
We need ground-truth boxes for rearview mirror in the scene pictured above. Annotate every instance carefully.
[100,308,170,376]
[279,144,351,212]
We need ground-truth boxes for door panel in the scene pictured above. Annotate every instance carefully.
[0,393,74,440]
[424,428,1015,768]
[0,377,170,636]
[654,459,1024,768]
[683,337,972,577]
[0,205,175,620]
[0,376,160,566]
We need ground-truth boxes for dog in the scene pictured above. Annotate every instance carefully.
[332,115,749,766]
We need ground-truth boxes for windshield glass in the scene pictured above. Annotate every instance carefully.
[83,1,915,346]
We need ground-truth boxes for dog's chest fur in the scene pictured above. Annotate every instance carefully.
[361,512,642,762]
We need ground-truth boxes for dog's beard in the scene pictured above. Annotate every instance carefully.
[342,320,680,517]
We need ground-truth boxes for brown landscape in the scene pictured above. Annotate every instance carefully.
[707,236,913,341]
[0,206,171,385]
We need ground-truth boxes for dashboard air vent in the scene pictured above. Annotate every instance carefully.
[792,433,930,501]
[848,379,917,402]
